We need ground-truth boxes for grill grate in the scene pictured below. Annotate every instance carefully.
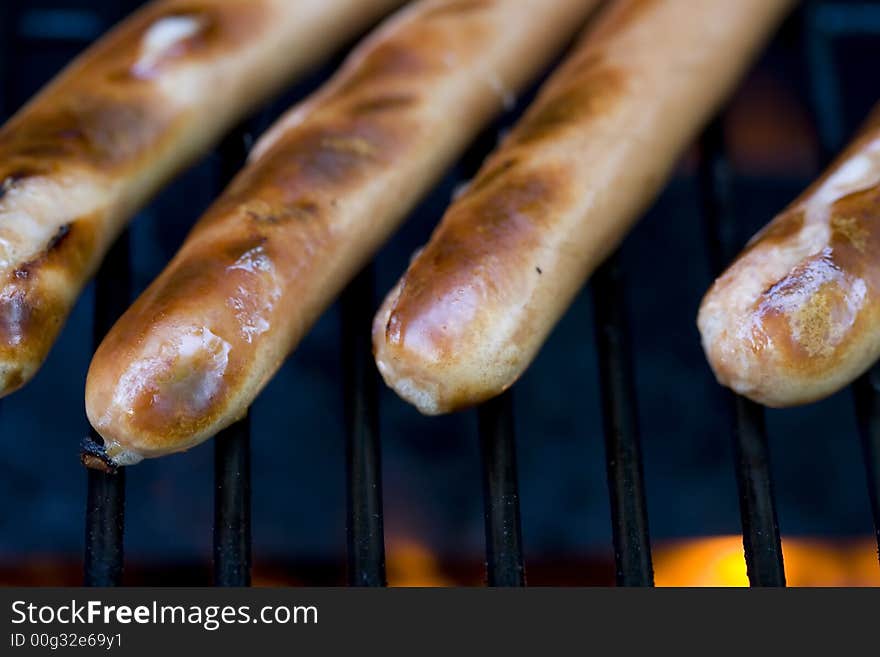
[478,391,526,586]
[83,230,131,587]
[592,254,654,586]
[698,118,786,586]
[1,0,878,588]
[341,264,387,587]
[806,0,880,564]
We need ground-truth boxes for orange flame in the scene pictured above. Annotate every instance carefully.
[654,536,880,587]
[386,539,456,587]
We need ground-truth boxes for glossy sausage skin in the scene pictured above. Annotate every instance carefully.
[699,107,880,407]
[0,0,402,396]
[85,0,600,466]
[373,0,796,415]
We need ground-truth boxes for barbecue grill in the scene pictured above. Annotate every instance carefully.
[1,0,878,588]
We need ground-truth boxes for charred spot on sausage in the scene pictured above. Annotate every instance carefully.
[47,224,72,252]
[350,94,417,115]
[0,169,39,201]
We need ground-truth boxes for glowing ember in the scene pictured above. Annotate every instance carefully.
[386,539,457,587]
[654,536,880,586]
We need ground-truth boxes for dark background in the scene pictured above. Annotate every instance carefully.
[0,0,877,583]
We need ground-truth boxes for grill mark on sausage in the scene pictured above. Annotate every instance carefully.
[591,0,661,40]
[0,176,19,202]
[424,0,493,18]
[466,157,518,195]
[0,168,45,203]
[243,198,322,225]
[9,222,76,280]
[0,94,176,171]
[511,66,625,145]
[12,221,90,281]
[828,186,880,282]
[387,168,564,354]
[217,119,397,220]
[266,125,383,187]
[334,42,432,99]
[349,93,418,115]
[46,223,72,252]
[0,179,13,201]
[0,216,97,378]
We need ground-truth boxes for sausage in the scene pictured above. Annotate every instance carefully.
[0,0,403,397]
[373,0,796,415]
[84,0,601,466]
[698,107,880,407]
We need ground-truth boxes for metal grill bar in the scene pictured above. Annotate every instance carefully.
[341,265,386,586]
[729,398,786,586]
[211,126,254,586]
[699,119,786,586]
[853,375,880,557]
[806,1,880,562]
[84,467,126,587]
[592,255,654,586]
[457,122,527,587]
[214,415,252,586]
[84,231,131,587]
[478,391,525,586]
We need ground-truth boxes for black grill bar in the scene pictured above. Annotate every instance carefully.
[729,398,786,586]
[84,231,131,587]
[478,391,526,586]
[592,254,654,587]
[458,121,527,587]
[853,374,880,557]
[340,264,386,587]
[699,119,786,587]
[213,415,252,586]
[806,1,880,562]
[84,466,126,587]
[211,125,254,586]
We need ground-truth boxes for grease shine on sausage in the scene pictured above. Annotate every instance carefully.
[0,0,402,396]
[373,0,796,415]
[699,108,880,407]
[85,0,600,466]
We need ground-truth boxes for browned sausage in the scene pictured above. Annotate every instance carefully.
[373,0,796,414]
[84,0,601,466]
[699,105,880,407]
[0,0,403,396]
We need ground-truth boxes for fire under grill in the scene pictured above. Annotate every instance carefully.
[1,0,879,588]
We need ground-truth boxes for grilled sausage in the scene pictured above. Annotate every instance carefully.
[0,0,402,397]
[373,0,796,415]
[85,0,601,466]
[699,107,880,407]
